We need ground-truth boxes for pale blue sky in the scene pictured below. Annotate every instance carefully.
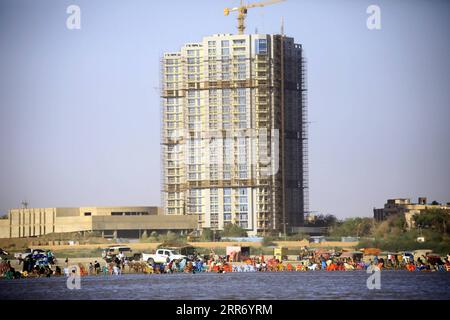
[0,0,449,218]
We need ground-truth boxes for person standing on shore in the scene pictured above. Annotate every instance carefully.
[63,258,69,276]
[94,261,100,274]
[88,262,94,275]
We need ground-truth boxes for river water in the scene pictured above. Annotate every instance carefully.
[0,271,449,300]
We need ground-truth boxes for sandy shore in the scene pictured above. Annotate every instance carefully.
[8,257,102,271]
[27,240,358,251]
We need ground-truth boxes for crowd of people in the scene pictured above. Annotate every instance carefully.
[0,253,62,279]
[1,249,450,279]
[101,250,450,274]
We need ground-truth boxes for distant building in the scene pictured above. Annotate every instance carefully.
[0,206,197,239]
[373,197,450,229]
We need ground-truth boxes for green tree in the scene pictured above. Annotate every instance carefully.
[391,213,406,230]
[414,208,450,234]
[148,231,159,242]
[222,223,247,237]
[201,228,214,241]
[323,214,338,227]
[261,236,275,247]
[329,217,374,237]
[305,214,338,227]
[372,214,406,239]
[158,231,177,242]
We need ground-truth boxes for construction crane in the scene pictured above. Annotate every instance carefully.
[224,0,286,35]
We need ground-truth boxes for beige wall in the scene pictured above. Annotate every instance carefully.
[0,220,10,238]
[55,208,80,217]
[91,215,197,230]
[81,206,159,216]
[70,206,160,217]
[9,208,56,238]
[54,216,93,233]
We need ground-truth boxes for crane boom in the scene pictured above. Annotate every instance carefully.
[247,0,285,9]
[224,0,286,35]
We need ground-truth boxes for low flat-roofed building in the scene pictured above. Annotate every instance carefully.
[0,206,197,239]
[0,220,9,239]
[373,197,450,229]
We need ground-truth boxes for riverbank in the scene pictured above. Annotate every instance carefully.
[1,240,358,258]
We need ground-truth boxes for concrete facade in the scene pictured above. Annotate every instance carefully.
[0,220,9,239]
[0,206,196,239]
[373,197,450,229]
[161,33,308,236]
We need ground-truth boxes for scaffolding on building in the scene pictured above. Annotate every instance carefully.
[301,56,309,216]
[160,34,307,234]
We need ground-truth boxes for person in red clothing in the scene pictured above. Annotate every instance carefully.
[327,263,336,271]
[407,263,416,272]
[444,259,450,271]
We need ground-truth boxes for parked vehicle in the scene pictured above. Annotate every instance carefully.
[0,248,9,260]
[101,246,139,263]
[14,248,44,260]
[141,248,186,264]
[401,251,414,263]
[413,249,433,262]
[13,248,54,266]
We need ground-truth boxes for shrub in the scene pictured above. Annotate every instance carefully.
[261,236,275,247]
[222,223,247,237]
[157,239,187,248]
[201,228,214,241]
[147,231,159,242]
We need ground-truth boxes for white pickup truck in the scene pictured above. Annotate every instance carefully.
[142,248,186,264]
[14,248,44,259]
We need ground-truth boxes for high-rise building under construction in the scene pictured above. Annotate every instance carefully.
[161,33,308,236]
